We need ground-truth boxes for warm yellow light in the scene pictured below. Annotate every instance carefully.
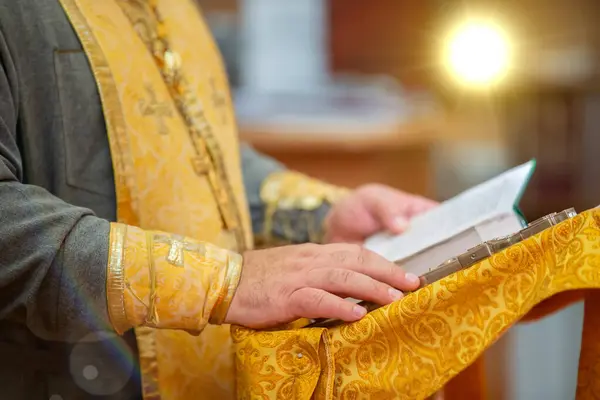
[446,20,510,85]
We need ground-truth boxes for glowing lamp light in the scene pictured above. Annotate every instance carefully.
[445,20,511,86]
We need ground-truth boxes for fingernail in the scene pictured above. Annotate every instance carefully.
[393,217,408,232]
[389,288,404,301]
[405,273,419,285]
[353,305,367,319]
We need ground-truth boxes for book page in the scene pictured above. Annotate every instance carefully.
[365,160,535,261]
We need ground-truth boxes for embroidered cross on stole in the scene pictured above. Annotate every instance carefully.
[154,234,199,267]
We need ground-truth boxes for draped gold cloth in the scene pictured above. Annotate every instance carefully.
[234,209,600,399]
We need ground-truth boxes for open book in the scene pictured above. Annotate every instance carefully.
[365,160,536,276]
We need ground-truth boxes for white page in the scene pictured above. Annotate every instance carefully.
[365,160,535,261]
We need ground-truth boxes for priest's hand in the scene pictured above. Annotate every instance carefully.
[324,184,437,244]
[224,243,420,329]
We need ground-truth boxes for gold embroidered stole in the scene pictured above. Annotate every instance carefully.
[59,0,251,398]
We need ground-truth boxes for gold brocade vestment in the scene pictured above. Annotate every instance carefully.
[54,1,600,399]
[59,0,251,398]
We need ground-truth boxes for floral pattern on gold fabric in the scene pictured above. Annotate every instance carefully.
[234,209,600,400]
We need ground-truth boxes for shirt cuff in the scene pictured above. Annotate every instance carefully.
[105,223,242,335]
[257,171,349,246]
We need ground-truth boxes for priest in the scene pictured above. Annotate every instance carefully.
[0,0,436,398]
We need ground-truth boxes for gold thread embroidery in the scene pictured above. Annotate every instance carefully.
[117,0,248,253]
[259,171,350,245]
[154,233,197,267]
[260,171,349,211]
[138,84,173,136]
[106,223,130,334]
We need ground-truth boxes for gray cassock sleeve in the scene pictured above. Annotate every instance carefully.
[240,143,284,233]
[0,33,112,342]
[240,144,334,244]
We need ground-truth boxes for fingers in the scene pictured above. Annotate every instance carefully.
[322,244,420,291]
[308,268,404,305]
[366,190,408,234]
[289,287,367,322]
[407,195,438,216]
[362,188,409,234]
[360,186,437,234]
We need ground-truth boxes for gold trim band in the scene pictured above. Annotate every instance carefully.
[59,0,139,226]
[209,252,243,325]
[106,223,130,334]
[145,232,160,326]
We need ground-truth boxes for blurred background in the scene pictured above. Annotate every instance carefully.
[198,0,600,398]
